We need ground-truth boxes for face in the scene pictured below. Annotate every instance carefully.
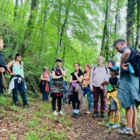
[115,42,125,53]
[44,69,48,72]
[74,64,80,72]
[0,39,4,50]
[56,61,62,67]
[16,55,22,61]
[97,57,104,65]
[107,62,113,68]
[84,65,89,71]
[110,70,116,77]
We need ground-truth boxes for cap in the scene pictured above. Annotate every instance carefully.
[56,58,62,62]
[107,60,116,66]
[43,66,48,70]
[109,65,119,72]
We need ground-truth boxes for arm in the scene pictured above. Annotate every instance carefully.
[52,70,63,79]
[75,74,83,83]
[120,49,131,68]
[70,75,78,83]
[22,61,25,78]
[61,69,67,77]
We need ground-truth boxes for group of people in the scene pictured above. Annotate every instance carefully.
[0,37,140,135]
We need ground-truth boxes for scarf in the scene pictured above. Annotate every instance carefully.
[44,72,49,92]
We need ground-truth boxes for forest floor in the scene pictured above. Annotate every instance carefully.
[0,98,140,140]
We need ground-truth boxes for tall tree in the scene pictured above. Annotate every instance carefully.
[135,0,140,49]
[127,0,137,47]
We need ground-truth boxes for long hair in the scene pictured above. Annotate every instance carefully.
[74,63,83,73]
[84,64,91,73]
[15,53,22,65]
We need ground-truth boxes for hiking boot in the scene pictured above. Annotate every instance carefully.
[71,113,77,118]
[101,112,105,118]
[24,103,31,108]
[75,113,80,119]
[59,110,64,115]
[93,112,98,118]
[105,123,114,127]
[15,102,20,107]
[132,127,138,134]
[111,124,121,129]
[118,128,134,135]
[53,111,58,116]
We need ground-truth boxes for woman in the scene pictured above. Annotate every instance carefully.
[7,53,30,107]
[82,64,93,114]
[70,63,83,118]
[51,58,66,116]
[40,67,50,102]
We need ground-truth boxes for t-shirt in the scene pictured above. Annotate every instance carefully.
[71,72,83,83]
[121,46,132,77]
[52,67,65,82]
[108,77,118,92]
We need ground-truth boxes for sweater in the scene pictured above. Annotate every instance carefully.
[90,66,108,89]
[82,72,90,88]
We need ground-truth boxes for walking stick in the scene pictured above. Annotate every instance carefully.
[2,72,11,107]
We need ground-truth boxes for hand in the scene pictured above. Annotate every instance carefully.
[10,72,15,76]
[74,72,78,76]
[121,63,129,71]
[100,86,104,90]
[7,68,11,74]
[90,88,93,92]
[0,67,5,72]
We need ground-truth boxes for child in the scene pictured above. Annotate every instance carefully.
[100,65,121,129]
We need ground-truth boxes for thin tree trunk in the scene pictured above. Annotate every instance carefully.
[135,0,140,49]
[14,0,18,21]
[127,0,136,47]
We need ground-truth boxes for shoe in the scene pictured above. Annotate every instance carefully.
[71,113,77,118]
[105,123,114,127]
[59,110,64,115]
[53,111,58,116]
[118,128,134,135]
[101,112,105,118]
[75,113,80,119]
[111,124,121,129]
[93,112,98,118]
[15,102,20,107]
[132,127,138,134]
[24,103,31,108]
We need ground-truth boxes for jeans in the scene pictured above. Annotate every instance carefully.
[43,91,49,101]
[82,87,93,112]
[52,97,62,111]
[13,79,28,105]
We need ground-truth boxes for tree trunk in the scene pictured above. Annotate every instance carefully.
[14,0,18,21]
[135,0,140,49]
[112,0,121,58]
[127,0,136,47]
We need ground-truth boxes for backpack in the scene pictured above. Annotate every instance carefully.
[93,66,108,74]
[129,47,140,77]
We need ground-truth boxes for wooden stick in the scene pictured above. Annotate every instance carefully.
[2,73,11,107]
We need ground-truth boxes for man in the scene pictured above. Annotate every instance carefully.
[51,58,66,116]
[0,37,10,94]
[90,56,108,118]
[114,39,140,135]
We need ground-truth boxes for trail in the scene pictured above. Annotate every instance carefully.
[0,99,139,140]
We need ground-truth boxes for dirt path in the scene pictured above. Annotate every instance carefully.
[0,100,140,140]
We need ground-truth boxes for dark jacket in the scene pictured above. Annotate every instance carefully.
[0,52,7,94]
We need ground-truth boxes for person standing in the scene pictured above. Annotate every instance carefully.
[90,56,108,118]
[7,53,31,108]
[51,58,66,116]
[114,39,140,135]
[0,37,11,94]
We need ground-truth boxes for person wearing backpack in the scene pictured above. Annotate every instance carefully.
[0,37,11,95]
[50,58,66,116]
[114,39,140,135]
[7,53,31,108]
[40,67,50,102]
[90,56,108,118]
